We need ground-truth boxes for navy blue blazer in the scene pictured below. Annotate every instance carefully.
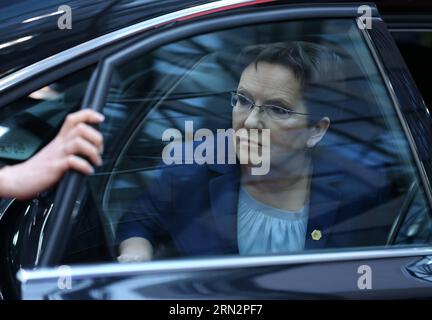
[116,149,394,257]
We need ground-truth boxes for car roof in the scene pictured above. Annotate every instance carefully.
[0,0,212,78]
[1,0,431,79]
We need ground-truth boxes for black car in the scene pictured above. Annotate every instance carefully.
[1,0,432,300]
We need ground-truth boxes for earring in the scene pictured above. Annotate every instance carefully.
[306,139,315,148]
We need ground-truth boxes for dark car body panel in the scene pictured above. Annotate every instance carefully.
[0,0,212,78]
[17,251,432,299]
[1,0,432,78]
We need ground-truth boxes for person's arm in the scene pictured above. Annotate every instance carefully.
[0,109,104,200]
[116,194,161,263]
[116,167,174,263]
[118,237,153,262]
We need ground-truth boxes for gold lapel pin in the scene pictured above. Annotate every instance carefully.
[311,229,322,241]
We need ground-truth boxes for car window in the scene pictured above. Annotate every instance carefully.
[62,19,432,265]
[391,31,432,112]
[0,66,95,165]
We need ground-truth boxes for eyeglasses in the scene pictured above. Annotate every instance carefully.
[230,91,309,120]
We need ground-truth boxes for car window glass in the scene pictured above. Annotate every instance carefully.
[63,19,432,265]
[0,66,94,164]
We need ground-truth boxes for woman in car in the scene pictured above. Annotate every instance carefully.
[116,42,389,262]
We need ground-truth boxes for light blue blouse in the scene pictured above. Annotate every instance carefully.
[237,186,308,255]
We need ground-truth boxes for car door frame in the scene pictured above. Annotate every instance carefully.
[18,2,432,299]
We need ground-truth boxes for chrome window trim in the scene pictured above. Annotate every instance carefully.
[0,0,257,92]
[17,247,432,282]
[358,18,432,211]
[389,28,432,32]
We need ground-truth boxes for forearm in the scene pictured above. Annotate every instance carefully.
[0,110,104,200]
[118,237,154,262]
[0,165,17,198]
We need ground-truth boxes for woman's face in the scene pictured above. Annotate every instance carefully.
[232,62,315,175]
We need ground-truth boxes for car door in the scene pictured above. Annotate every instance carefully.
[17,2,432,299]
